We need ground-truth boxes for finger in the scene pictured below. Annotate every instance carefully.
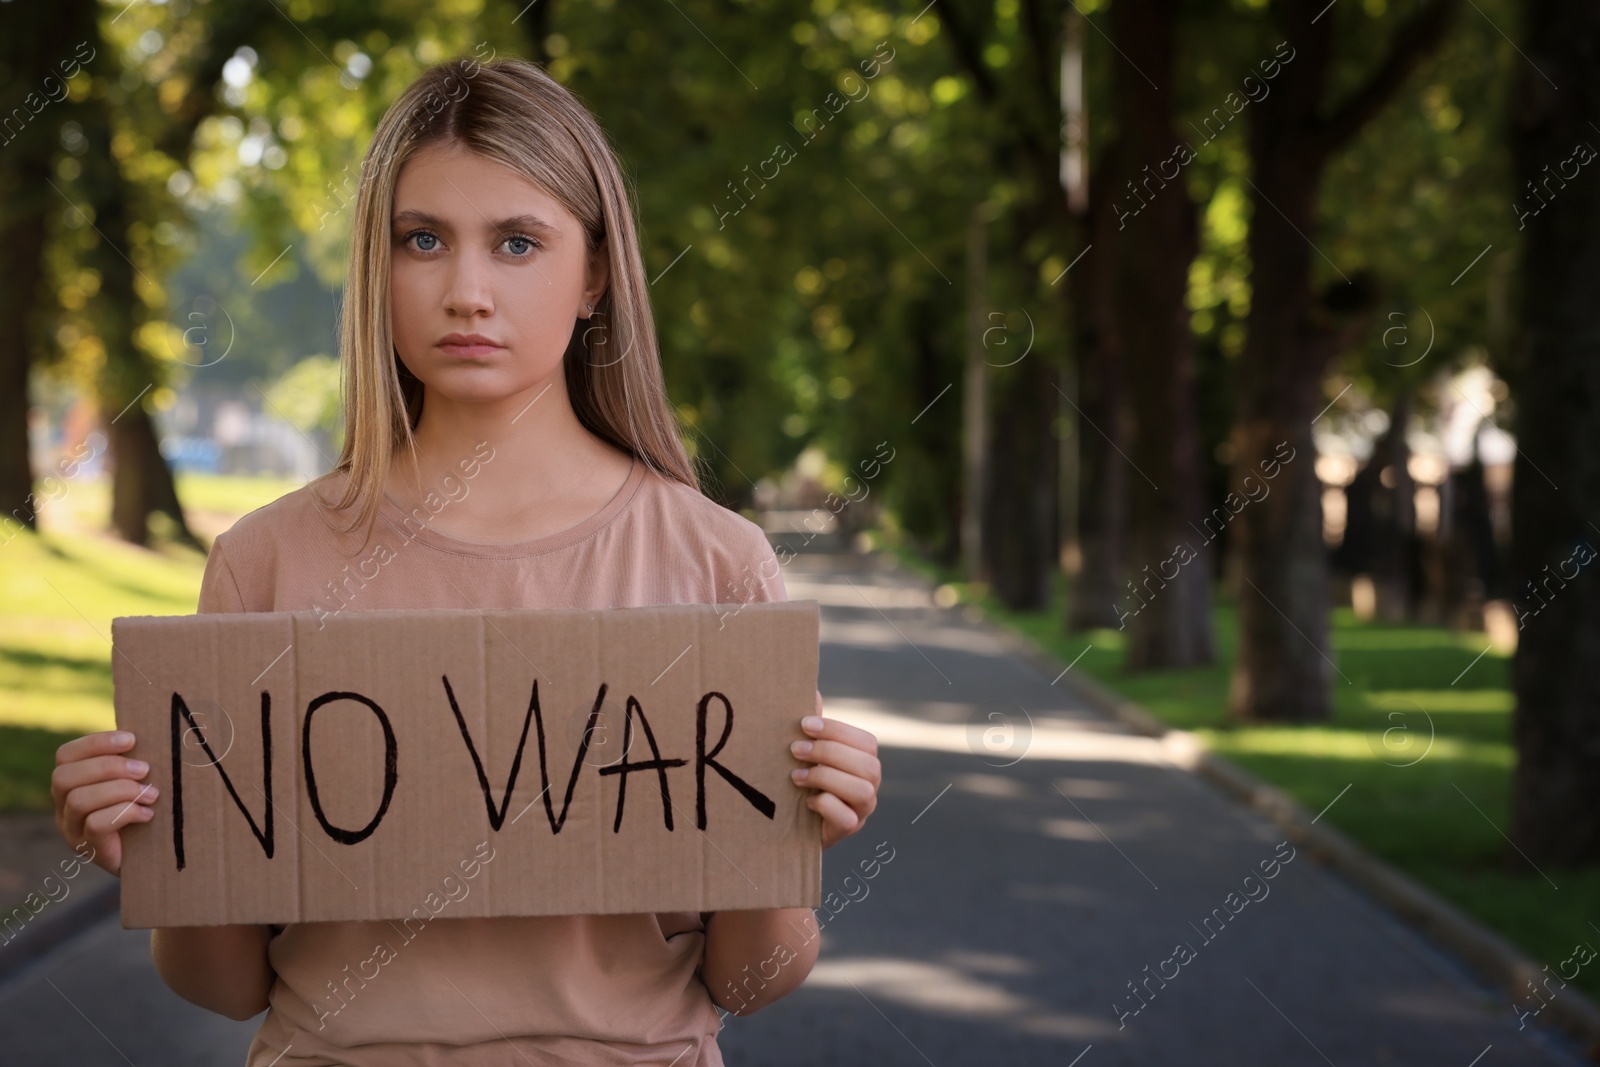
[793,764,876,811]
[56,731,136,768]
[91,836,122,879]
[807,790,862,836]
[51,754,150,807]
[800,715,877,757]
[62,780,160,843]
[82,796,156,842]
[790,738,881,785]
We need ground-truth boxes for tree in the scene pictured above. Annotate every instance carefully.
[25,0,314,546]
[930,0,1071,610]
[1312,2,1517,625]
[1105,0,1215,667]
[1331,390,1418,619]
[1507,0,1600,865]
[1064,5,1129,633]
[74,47,203,549]
[1228,0,1457,722]
[0,0,97,536]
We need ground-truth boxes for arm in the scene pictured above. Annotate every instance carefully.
[52,730,276,1019]
[701,907,822,1015]
[701,691,881,1015]
[150,925,275,1020]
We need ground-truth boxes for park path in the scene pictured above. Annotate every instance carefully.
[0,546,1587,1066]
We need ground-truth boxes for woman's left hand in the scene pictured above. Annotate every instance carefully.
[791,691,880,849]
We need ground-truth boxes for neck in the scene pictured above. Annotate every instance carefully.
[392,368,619,509]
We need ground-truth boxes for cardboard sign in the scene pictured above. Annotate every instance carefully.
[110,601,822,928]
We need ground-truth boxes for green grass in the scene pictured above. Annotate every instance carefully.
[33,470,302,535]
[174,471,306,517]
[882,540,1600,1002]
[0,472,302,809]
[7,482,1596,1003]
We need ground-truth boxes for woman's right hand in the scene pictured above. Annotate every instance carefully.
[52,730,159,877]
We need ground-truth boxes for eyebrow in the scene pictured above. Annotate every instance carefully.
[391,209,560,236]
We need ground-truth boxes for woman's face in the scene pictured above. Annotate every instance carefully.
[388,140,607,406]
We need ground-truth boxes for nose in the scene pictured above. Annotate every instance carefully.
[442,251,494,319]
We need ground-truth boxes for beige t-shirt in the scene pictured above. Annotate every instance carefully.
[192,450,787,1067]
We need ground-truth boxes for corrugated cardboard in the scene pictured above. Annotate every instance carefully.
[110,600,822,928]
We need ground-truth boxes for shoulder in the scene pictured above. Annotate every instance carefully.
[213,472,362,558]
[631,466,786,603]
[201,473,370,613]
[634,465,773,561]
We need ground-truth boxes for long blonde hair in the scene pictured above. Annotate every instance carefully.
[321,53,698,534]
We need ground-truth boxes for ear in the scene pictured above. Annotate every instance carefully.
[583,243,611,317]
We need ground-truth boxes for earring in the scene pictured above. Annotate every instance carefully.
[585,302,595,313]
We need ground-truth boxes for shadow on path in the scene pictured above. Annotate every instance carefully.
[0,549,1585,1066]
[715,550,1586,1067]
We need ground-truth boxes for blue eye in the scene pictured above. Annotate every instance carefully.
[502,233,540,255]
[398,228,541,256]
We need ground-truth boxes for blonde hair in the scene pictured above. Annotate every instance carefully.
[321,54,698,535]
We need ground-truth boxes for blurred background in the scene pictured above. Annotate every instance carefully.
[3,0,1599,1060]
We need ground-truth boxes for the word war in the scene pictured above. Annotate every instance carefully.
[170,677,776,870]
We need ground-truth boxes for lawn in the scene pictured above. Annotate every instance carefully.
[7,483,1595,1005]
[0,472,301,810]
[886,543,1600,1004]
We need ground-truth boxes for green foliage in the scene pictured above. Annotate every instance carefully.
[891,543,1600,1002]
[264,354,343,447]
[1321,0,1519,408]
[13,0,1544,563]
[134,0,995,512]
[9,0,1593,996]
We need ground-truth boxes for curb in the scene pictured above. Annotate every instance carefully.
[984,617,1600,1057]
[0,880,120,989]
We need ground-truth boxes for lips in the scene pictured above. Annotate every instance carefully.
[436,333,504,358]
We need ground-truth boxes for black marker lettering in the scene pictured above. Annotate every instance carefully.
[599,694,687,832]
[302,692,398,845]
[533,681,604,834]
[696,691,776,829]
[440,673,534,831]
[170,691,274,871]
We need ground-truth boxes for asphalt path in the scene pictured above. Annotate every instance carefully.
[0,548,1586,1066]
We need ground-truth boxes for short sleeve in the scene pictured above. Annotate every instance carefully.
[709,519,787,607]
[740,523,788,604]
[196,533,249,615]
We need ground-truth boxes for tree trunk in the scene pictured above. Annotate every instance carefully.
[74,17,200,549]
[1334,392,1417,620]
[0,0,94,539]
[1109,0,1214,668]
[963,203,990,584]
[1228,0,1452,720]
[1507,0,1600,866]
[1065,298,1128,630]
[1060,6,1125,632]
[1439,453,1500,624]
[0,157,50,541]
[978,175,1062,611]
[914,302,964,566]
[1230,30,1339,717]
[983,311,1060,610]
[107,401,196,546]
[924,0,1083,616]
[1064,127,1129,632]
